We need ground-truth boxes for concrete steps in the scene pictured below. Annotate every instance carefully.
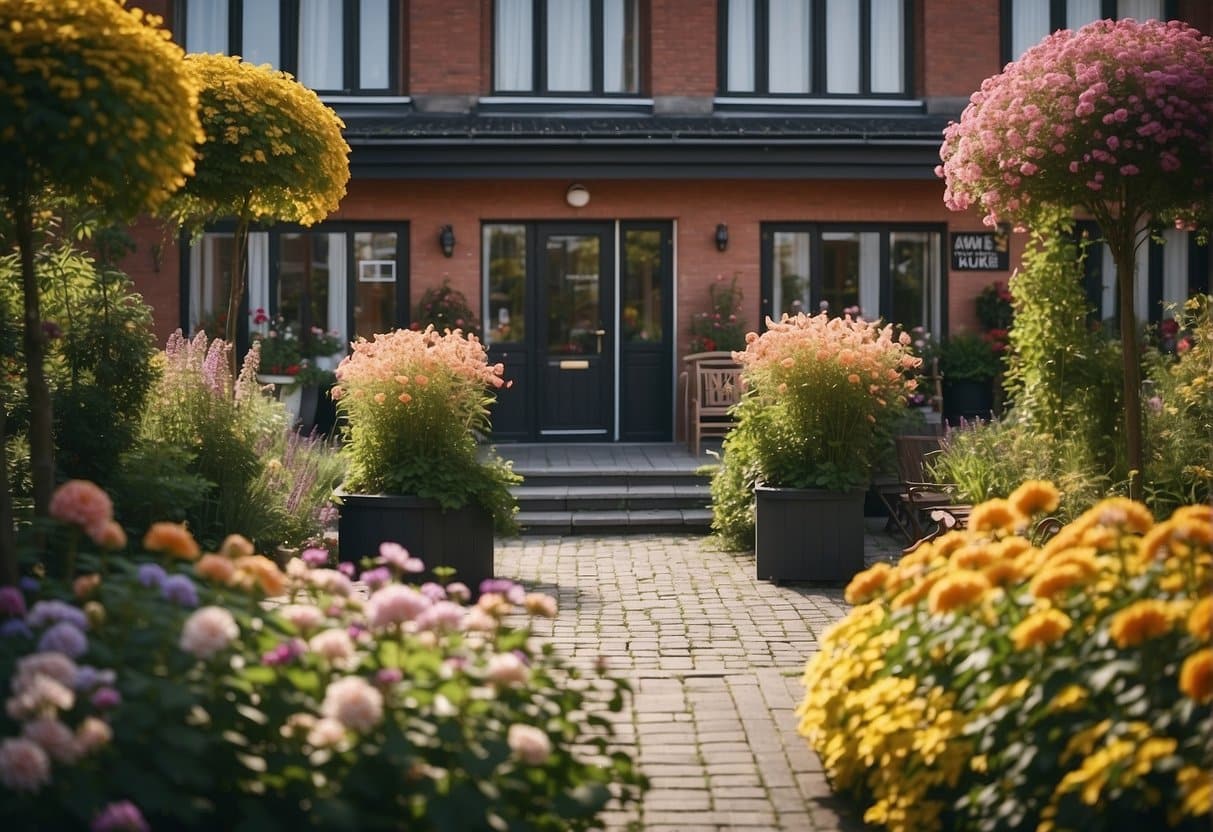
[511,471,713,535]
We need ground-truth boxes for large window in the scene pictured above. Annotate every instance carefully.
[1004,0,1172,61]
[1076,225,1209,325]
[494,0,641,95]
[185,223,408,353]
[761,224,943,334]
[177,0,399,94]
[720,0,910,97]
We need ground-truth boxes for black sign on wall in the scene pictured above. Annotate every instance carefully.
[951,230,1010,271]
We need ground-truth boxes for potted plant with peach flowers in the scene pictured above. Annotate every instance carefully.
[332,326,519,589]
[725,311,918,582]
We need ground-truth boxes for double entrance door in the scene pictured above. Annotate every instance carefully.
[486,221,672,441]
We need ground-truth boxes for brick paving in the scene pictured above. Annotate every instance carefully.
[497,523,903,832]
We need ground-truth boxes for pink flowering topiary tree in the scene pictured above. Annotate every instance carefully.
[937,18,1213,499]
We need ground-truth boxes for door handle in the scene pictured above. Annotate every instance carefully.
[594,329,606,352]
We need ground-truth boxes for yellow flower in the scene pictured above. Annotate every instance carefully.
[1048,684,1087,712]
[1179,649,1213,703]
[1081,497,1154,535]
[1187,596,1212,642]
[953,544,995,570]
[1046,546,1100,578]
[968,499,1026,534]
[1029,563,1090,600]
[982,559,1021,587]
[1177,765,1212,819]
[845,562,891,605]
[1009,480,1060,516]
[927,570,991,615]
[143,522,201,560]
[1108,600,1174,648]
[1011,608,1072,650]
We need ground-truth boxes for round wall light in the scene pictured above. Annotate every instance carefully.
[565,184,590,208]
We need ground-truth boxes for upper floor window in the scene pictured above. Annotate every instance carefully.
[1004,0,1173,61]
[720,0,910,97]
[494,0,641,95]
[177,0,400,94]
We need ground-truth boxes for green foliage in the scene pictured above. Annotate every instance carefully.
[0,0,201,219]
[413,280,480,333]
[109,441,210,530]
[688,275,747,353]
[975,281,1014,332]
[0,515,646,830]
[710,419,762,551]
[939,332,1003,381]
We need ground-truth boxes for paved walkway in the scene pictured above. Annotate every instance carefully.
[497,525,902,832]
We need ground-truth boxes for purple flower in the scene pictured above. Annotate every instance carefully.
[337,562,356,577]
[92,800,149,832]
[375,668,402,687]
[18,577,39,594]
[37,621,89,658]
[301,547,329,567]
[137,563,167,588]
[0,586,27,617]
[160,575,199,608]
[74,665,117,692]
[91,686,122,710]
[27,600,88,631]
[360,567,392,590]
[445,582,471,603]
[419,582,447,601]
[0,619,32,639]
[480,579,526,604]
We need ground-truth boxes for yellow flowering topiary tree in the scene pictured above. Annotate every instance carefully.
[798,482,1212,831]
[166,53,350,369]
[0,0,201,577]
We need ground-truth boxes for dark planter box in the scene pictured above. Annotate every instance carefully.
[755,486,865,584]
[943,378,994,426]
[337,492,494,591]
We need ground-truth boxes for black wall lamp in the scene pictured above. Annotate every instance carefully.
[438,225,456,257]
[715,223,729,252]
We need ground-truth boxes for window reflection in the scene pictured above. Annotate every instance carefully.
[484,225,527,344]
[623,230,662,342]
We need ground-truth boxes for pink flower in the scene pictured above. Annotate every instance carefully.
[22,716,80,764]
[6,674,74,720]
[87,520,127,550]
[75,717,112,754]
[415,600,465,631]
[507,724,552,765]
[49,480,112,531]
[308,628,356,664]
[280,604,326,632]
[179,606,239,659]
[0,586,26,617]
[524,593,558,618]
[365,585,431,629]
[321,676,383,732]
[13,652,78,692]
[378,542,424,573]
[91,801,149,832]
[306,717,347,748]
[486,652,530,686]
[0,737,51,793]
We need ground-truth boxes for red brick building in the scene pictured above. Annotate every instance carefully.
[126,0,1210,441]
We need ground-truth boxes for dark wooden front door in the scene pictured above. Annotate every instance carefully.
[536,225,614,438]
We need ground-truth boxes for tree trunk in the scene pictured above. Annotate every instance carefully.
[223,216,250,380]
[16,199,54,519]
[0,405,17,585]
[1110,235,1143,501]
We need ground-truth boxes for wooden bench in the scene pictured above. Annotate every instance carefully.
[680,351,743,456]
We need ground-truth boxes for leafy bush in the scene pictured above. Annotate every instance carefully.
[0,481,645,830]
[797,483,1212,832]
[709,418,763,550]
[412,280,480,334]
[688,275,747,354]
[975,280,1014,332]
[939,332,1003,382]
[334,327,519,534]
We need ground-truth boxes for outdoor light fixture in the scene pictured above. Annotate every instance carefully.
[715,223,729,252]
[439,225,456,257]
[565,183,590,208]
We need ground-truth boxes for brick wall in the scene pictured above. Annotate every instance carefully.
[922,0,1002,99]
[409,0,483,94]
[650,0,717,97]
[120,219,183,348]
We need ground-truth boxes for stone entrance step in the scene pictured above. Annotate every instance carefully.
[510,472,713,535]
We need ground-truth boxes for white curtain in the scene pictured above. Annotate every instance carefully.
[247,233,271,337]
[1118,0,1164,22]
[495,0,533,90]
[769,0,811,94]
[870,0,904,93]
[547,0,591,91]
[1066,0,1102,29]
[360,0,390,89]
[1161,230,1190,314]
[1011,0,1050,58]
[1100,240,1151,322]
[858,233,881,319]
[726,0,756,92]
[772,232,811,316]
[241,0,279,67]
[824,0,859,93]
[186,0,228,53]
[602,0,631,93]
[298,0,344,90]
[327,234,349,357]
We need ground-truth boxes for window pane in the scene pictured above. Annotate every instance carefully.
[623,230,662,342]
[353,231,397,340]
[727,0,756,92]
[298,0,344,89]
[769,0,811,93]
[1117,0,1164,22]
[1012,0,1050,57]
[1066,0,1101,29]
[242,0,279,67]
[360,0,391,89]
[278,233,335,335]
[495,0,533,90]
[889,232,938,331]
[547,0,592,91]
[821,232,875,315]
[603,0,639,93]
[545,234,600,354]
[484,225,527,344]
[870,0,904,93]
[190,233,234,334]
[772,231,812,318]
[825,0,859,93]
[186,0,228,54]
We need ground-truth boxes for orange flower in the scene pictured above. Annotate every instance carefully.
[847,373,861,384]
[195,554,237,584]
[219,534,254,559]
[398,392,412,404]
[845,563,892,605]
[1179,649,1213,703]
[1109,600,1174,648]
[1011,608,1072,650]
[982,559,1021,588]
[73,574,101,599]
[1082,497,1154,535]
[88,520,127,551]
[928,570,990,615]
[1008,480,1060,516]
[1188,596,1212,643]
[1029,563,1090,600]
[953,544,994,571]
[143,522,201,560]
[233,555,287,596]
[968,499,1026,534]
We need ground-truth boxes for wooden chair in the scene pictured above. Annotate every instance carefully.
[893,434,957,543]
[681,351,743,456]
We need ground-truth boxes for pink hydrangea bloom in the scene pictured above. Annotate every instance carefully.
[320,676,383,732]
[22,716,80,764]
[179,606,238,659]
[507,724,552,765]
[48,480,112,531]
[365,585,431,630]
[0,737,51,793]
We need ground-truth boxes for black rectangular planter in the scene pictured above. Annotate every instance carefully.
[755,486,865,584]
[337,492,494,591]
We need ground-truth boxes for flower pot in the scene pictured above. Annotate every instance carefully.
[943,378,994,426]
[337,491,494,590]
[755,486,866,583]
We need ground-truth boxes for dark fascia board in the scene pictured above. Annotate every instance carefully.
[348,141,946,180]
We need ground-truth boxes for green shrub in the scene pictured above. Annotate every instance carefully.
[939,332,1003,381]
[688,275,747,353]
[413,279,480,333]
[710,418,763,550]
